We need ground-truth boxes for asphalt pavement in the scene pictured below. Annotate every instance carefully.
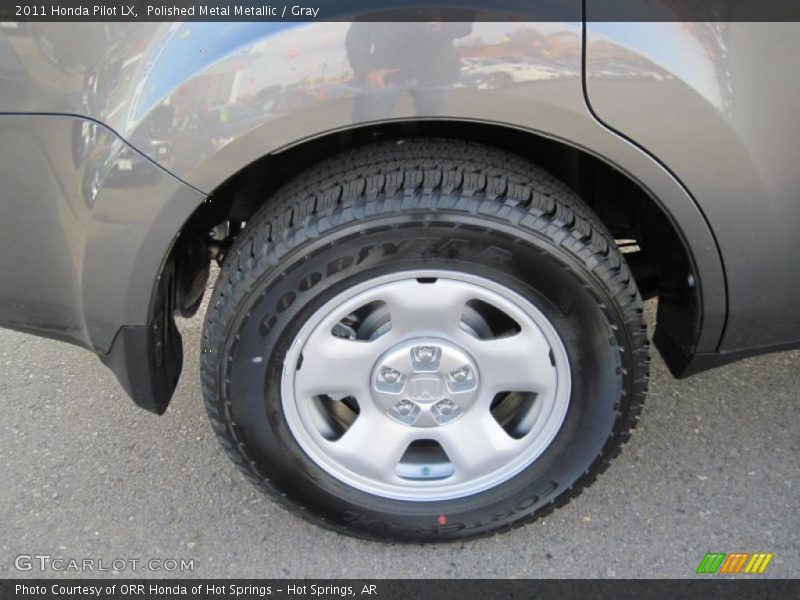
[1,297,798,579]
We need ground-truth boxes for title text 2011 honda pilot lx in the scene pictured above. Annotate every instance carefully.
[1,6,798,540]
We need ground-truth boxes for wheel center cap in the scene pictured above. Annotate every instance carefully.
[371,337,479,427]
[407,375,444,403]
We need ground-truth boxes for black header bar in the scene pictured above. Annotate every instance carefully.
[3,1,800,23]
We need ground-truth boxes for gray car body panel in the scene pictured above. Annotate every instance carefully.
[0,9,794,404]
[585,21,800,353]
[0,113,204,352]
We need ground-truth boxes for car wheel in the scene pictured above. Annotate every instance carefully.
[201,139,649,542]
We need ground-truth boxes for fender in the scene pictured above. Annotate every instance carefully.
[92,19,724,359]
[585,14,800,355]
[0,15,731,412]
[0,113,204,353]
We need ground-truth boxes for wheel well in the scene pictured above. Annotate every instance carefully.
[173,120,700,369]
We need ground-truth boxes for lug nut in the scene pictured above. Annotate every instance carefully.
[434,399,456,416]
[381,367,402,383]
[388,399,420,425]
[395,400,416,416]
[431,398,462,424]
[413,346,436,363]
[449,365,471,383]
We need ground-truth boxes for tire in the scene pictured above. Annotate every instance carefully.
[201,139,649,542]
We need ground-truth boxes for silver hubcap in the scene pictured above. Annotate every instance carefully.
[281,271,571,501]
[373,338,477,427]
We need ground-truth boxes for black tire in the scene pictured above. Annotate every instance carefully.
[201,139,649,542]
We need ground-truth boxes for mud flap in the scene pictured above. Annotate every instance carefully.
[101,261,183,414]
